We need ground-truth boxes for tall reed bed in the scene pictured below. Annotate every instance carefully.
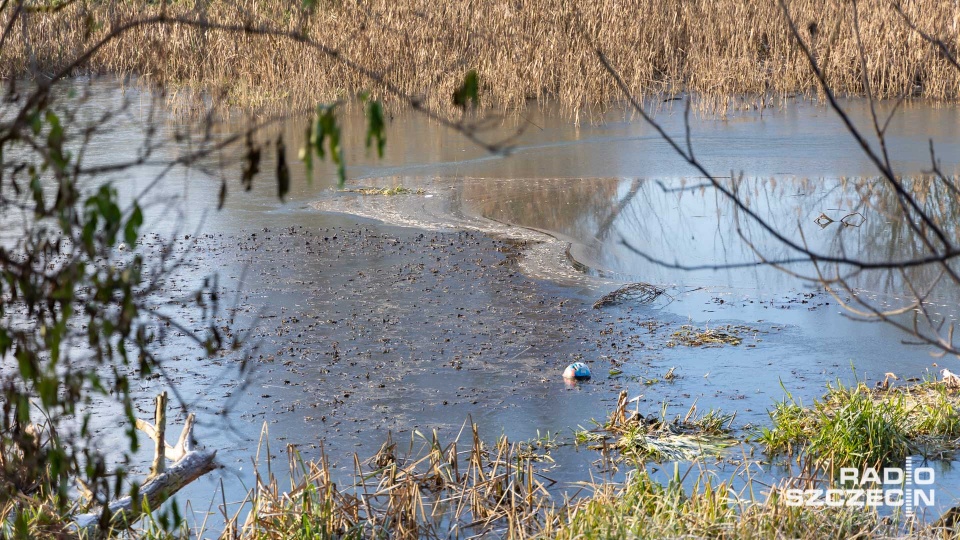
[227,423,557,539]
[2,0,959,114]
[223,424,910,540]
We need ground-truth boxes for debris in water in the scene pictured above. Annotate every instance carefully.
[667,325,749,348]
[593,282,665,309]
[563,362,591,380]
[342,185,425,196]
[814,211,865,228]
[577,391,737,462]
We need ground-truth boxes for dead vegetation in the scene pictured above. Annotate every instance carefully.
[231,423,556,539]
[342,185,425,196]
[667,324,758,347]
[575,391,739,463]
[1,393,217,538]
[5,1,960,113]
[593,283,666,309]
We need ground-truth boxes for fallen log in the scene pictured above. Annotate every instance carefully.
[72,392,217,537]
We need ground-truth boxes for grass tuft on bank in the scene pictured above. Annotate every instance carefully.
[758,378,960,470]
[544,467,888,540]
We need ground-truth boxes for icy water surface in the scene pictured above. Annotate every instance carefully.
[19,80,960,529]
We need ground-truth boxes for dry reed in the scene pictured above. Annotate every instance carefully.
[228,418,959,539]
[230,422,556,539]
[575,391,739,463]
[3,0,959,114]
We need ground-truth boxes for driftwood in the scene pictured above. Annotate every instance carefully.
[72,392,217,537]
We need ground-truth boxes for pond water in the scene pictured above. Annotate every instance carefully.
[22,81,960,531]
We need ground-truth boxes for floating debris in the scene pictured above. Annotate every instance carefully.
[663,366,677,381]
[577,391,737,462]
[667,324,751,347]
[813,212,834,227]
[563,362,591,380]
[814,211,866,228]
[342,185,425,195]
[593,282,665,309]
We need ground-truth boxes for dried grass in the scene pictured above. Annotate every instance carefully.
[4,0,960,114]
[231,422,556,539]
[593,283,665,309]
[342,185,425,195]
[668,324,756,347]
[576,391,738,463]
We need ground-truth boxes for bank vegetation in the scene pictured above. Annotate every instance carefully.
[4,0,959,113]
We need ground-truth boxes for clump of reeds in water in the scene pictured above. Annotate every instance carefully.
[4,0,960,114]
[218,393,960,539]
[229,422,557,539]
[667,324,754,348]
[576,391,739,463]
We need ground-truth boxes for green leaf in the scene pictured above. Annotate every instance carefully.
[124,204,143,246]
[312,110,327,160]
[29,172,45,215]
[96,187,122,225]
[46,110,66,170]
[30,110,42,135]
[81,213,98,254]
[38,376,59,407]
[16,394,30,424]
[452,70,480,109]
[365,100,387,158]
[306,104,348,187]
[17,351,34,380]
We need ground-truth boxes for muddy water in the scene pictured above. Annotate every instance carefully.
[23,81,960,529]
